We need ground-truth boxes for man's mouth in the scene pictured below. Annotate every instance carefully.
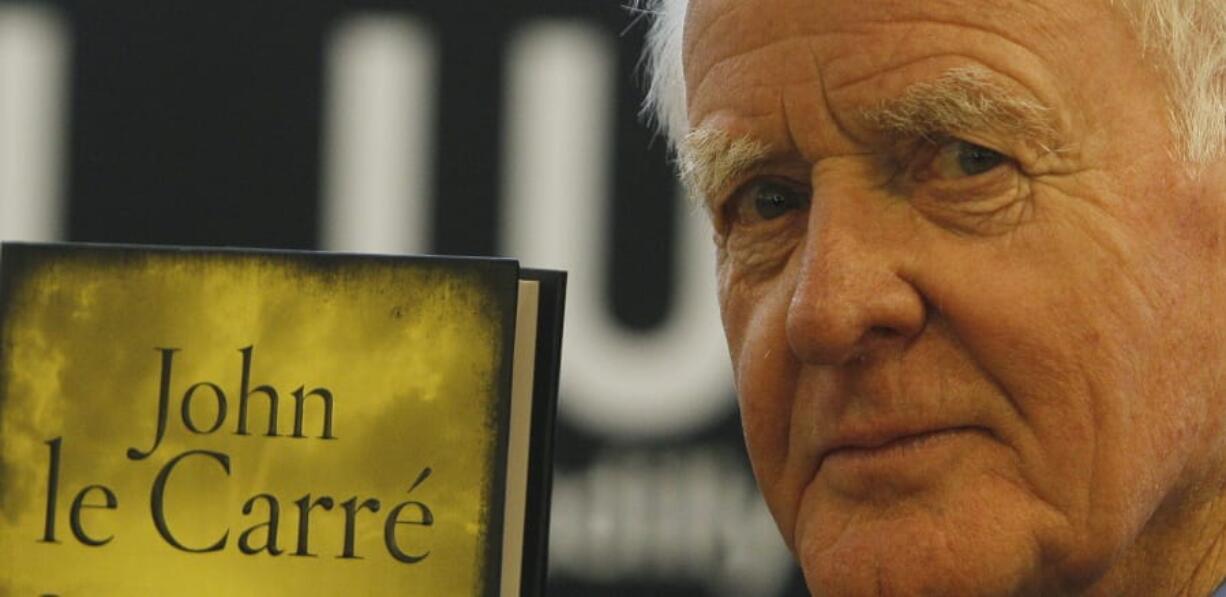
[819,425,991,471]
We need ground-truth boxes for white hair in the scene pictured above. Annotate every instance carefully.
[634,0,688,155]
[637,0,1226,164]
[1116,0,1226,163]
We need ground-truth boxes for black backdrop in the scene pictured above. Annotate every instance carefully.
[0,1,807,594]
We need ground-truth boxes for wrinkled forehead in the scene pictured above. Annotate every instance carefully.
[681,0,1121,128]
[681,0,1112,68]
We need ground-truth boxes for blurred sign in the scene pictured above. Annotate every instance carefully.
[0,1,803,594]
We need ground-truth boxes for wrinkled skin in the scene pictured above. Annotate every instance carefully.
[684,0,1226,594]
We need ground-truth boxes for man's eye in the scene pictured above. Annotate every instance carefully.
[930,139,1008,179]
[732,180,809,223]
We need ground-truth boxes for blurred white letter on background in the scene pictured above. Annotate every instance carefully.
[501,20,734,439]
[321,13,435,255]
[0,3,69,242]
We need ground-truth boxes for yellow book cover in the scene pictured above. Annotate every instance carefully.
[0,243,563,596]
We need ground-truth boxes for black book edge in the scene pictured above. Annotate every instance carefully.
[518,269,566,597]
[0,240,521,269]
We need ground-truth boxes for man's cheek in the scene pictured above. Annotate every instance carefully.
[737,366,803,549]
[730,303,798,470]
[720,264,784,366]
[734,327,795,456]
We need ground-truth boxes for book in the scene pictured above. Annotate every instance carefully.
[0,242,565,596]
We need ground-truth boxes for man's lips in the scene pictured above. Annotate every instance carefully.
[818,425,990,468]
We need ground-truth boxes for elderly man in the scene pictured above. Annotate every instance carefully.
[638,0,1226,595]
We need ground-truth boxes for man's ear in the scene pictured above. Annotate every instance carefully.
[1197,158,1226,260]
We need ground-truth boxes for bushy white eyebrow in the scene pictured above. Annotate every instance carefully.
[861,67,1056,142]
[678,127,772,210]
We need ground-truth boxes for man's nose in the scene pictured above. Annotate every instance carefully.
[785,193,927,366]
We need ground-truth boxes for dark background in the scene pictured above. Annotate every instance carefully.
[0,1,806,594]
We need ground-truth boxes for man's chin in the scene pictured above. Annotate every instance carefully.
[793,496,1048,596]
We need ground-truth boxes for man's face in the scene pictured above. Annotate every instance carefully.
[684,0,1226,593]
